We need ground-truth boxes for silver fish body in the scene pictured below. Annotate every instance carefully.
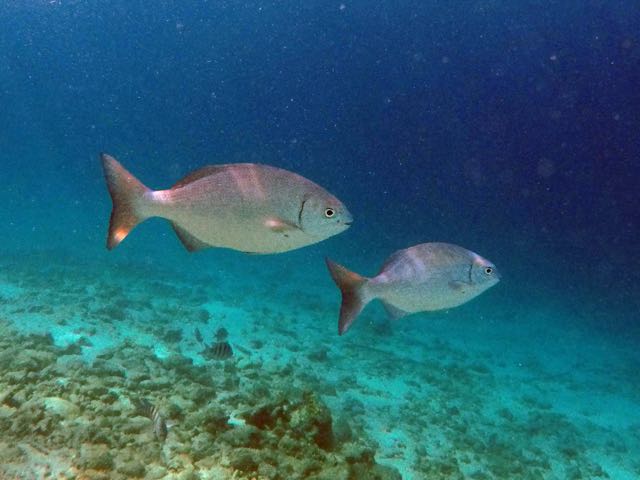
[101,154,352,254]
[326,242,501,335]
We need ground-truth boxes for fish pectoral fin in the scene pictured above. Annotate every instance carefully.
[381,301,409,320]
[171,223,210,252]
[448,280,471,291]
[264,217,300,233]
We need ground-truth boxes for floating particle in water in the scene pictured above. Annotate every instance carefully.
[537,158,556,178]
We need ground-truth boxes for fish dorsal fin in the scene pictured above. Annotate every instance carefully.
[171,223,210,252]
[381,301,409,320]
[378,250,407,274]
[171,165,228,190]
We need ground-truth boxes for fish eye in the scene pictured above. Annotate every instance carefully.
[324,208,335,218]
[484,267,493,275]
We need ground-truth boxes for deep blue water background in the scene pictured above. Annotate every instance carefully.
[0,1,638,337]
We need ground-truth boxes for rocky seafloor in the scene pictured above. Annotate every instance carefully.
[0,250,638,479]
[0,322,400,479]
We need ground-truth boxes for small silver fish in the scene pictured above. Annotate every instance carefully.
[101,154,352,254]
[133,399,167,441]
[326,242,501,335]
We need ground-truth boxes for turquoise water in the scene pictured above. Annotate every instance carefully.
[1,1,638,479]
[1,249,638,478]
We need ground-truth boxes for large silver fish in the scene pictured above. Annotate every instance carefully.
[101,154,352,253]
[326,242,500,335]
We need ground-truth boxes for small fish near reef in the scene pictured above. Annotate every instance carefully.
[326,242,501,335]
[202,340,234,361]
[132,398,167,442]
[101,154,352,254]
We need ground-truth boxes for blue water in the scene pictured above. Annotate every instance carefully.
[0,1,638,479]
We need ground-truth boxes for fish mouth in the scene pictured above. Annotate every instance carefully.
[343,221,353,226]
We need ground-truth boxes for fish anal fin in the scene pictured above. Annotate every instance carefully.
[171,223,210,252]
[381,301,409,321]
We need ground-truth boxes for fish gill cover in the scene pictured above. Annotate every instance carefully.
[0,1,639,479]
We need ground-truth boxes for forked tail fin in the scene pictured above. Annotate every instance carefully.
[325,258,371,335]
[101,153,151,250]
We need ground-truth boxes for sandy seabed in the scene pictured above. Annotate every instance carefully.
[0,250,638,479]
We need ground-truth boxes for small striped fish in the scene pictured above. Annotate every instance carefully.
[203,341,233,360]
[133,399,167,442]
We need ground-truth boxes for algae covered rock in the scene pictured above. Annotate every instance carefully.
[223,389,400,478]
[78,443,114,471]
[190,432,217,461]
[117,460,146,477]
[217,424,262,448]
[43,396,80,418]
[351,463,404,480]
[185,403,229,436]
[308,464,351,480]
[243,398,289,430]
[333,414,354,444]
[289,390,334,450]
[242,390,334,450]
[0,321,401,480]
[228,447,260,473]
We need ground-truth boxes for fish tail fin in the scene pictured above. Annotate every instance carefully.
[101,153,151,250]
[325,258,370,335]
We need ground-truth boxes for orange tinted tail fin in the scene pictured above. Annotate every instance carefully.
[101,153,151,250]
[325,258,370,335]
